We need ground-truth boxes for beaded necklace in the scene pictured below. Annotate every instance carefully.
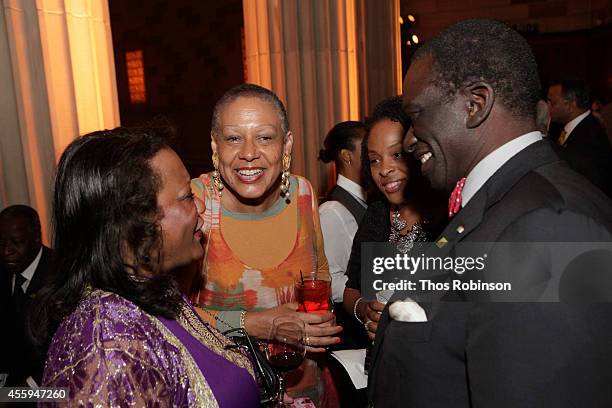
[389,210,429,253]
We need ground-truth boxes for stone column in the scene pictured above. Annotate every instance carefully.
[242,0,400,195]
[0,0,119,240]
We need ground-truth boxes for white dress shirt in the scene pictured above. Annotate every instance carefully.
[462,131,543,207]
[11,247,42,294]
[559,110,590,145]
[319,175,367,302]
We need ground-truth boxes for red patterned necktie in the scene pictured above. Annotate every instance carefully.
[448,177,466,219]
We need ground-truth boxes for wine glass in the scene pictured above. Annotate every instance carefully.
[266,316,306,406]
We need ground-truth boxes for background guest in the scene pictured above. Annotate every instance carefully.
[343,96,443,343]
[32,127,259,407]
[317,121,369,407]
[0,205,53,387]
[547,79,612,196]
[189,84,341,406]
[318,120,367,305]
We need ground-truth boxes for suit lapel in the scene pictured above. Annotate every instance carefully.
[26,246,52,296]
[436,195,486,249]
[563,113,593,148]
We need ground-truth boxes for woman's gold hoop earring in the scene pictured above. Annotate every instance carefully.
[280,154,291,199]
[212,152,224,197]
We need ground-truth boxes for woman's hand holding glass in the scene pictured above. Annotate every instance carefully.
[266,316,306,406]
[244,303,341,352]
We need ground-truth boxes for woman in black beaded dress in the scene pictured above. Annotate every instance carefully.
[342,96,445,344]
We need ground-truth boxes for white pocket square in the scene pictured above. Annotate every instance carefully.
[389,298,427,322]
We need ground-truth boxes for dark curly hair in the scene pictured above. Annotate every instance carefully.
[211,83,289,135]
[413,19,541,119]
[362,96,412,194]
[30,126,184,346]
[318,120,365,164]
[362,96,446,229]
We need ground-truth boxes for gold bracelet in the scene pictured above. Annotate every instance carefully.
[239,310,247,330]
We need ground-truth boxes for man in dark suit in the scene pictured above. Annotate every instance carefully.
[0,205,54,387]
[368,19,612,407]
[547,79,612,196]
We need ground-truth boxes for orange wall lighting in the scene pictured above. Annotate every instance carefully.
[125,50,146,104]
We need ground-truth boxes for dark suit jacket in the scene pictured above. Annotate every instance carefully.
[1,246,54,386]
[559,113,612,197]
[368,141,612,407]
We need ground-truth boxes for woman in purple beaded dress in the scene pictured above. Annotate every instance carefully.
[31,126,260,407]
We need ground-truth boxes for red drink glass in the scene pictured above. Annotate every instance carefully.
[296,279,331,314]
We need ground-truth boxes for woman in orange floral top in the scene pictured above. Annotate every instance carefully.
[189,84,342,406]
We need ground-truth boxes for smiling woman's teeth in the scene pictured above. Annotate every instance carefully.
[420,152,432,164]
[238,169,263,176]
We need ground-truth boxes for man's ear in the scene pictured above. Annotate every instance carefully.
[463,81,494,129]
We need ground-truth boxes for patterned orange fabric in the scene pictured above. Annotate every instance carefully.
[190,173,329,315]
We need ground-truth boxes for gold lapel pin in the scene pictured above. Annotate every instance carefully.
[456,225,465,234]
[436,237,448,248]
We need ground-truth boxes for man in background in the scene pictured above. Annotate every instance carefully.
[547,79,612,196]
[0,205,53,387]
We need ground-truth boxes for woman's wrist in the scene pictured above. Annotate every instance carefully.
[359,300,370,322]
[243,310,256,336]
[242,310,271,339]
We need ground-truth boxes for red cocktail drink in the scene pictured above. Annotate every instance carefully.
[296,279,331,314]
